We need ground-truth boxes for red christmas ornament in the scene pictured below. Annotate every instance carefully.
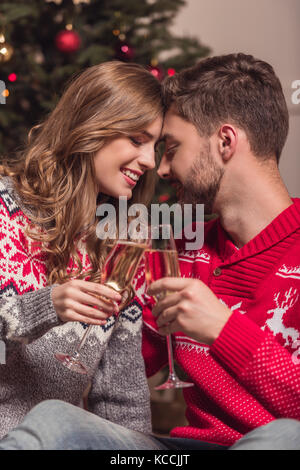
[55,30,81,53]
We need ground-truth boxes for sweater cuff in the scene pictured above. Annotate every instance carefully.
[209,311,266,376]
[18,284,61,340]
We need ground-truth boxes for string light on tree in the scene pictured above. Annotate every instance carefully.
[149,58,163,80]
[54,12,64,23]
[149,66,163,80]
[0,34,14,63]
[167,68,176,76]
[72,0,91,4]
[158,194,170,203]
[112,11,129,43]
[115,42,135,61]
[2,88,9,99]
[8,73,17,82]
[34,51,45,64]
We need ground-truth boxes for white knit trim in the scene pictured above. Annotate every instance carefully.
[44,319,113,345]
[276,264,300,280]
[175,339,210,355]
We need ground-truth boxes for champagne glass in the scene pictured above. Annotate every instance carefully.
[55,230,149,375]
[145,224,194,390]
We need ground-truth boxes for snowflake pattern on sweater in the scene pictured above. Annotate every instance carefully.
[0,176,151,438]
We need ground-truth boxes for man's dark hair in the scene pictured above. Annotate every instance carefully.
[162,53,289,162]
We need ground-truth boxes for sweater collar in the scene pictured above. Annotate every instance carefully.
[217,198,300,265]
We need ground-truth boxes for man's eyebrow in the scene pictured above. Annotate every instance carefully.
[160,132,177,142]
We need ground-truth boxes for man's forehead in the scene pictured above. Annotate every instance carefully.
[161,108,199,141]
[162,109,184,136]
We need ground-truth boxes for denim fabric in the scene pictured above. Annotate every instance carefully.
[0,400,299,450]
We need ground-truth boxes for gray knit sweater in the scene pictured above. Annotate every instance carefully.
[0,176,151,439]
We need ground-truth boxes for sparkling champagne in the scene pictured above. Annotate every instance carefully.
[145,249,180,280]
[145,249,180,298]
[103,241,149,307]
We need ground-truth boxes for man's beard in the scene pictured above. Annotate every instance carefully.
[179,142,224,215]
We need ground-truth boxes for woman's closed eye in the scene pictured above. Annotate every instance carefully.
[129,136,144,146]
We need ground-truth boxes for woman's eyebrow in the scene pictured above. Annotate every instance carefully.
[141,130,162,143]
[142,130,153,139]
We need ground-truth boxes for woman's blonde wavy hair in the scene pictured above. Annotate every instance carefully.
[0,61,163,285]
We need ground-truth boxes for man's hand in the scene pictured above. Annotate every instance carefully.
[148,278,232,345]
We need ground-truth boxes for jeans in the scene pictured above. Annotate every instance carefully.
[0,400,299,450]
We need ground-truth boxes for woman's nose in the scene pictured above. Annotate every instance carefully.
[137,148,156,170]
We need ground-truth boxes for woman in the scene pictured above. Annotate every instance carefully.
[0,61,163,438]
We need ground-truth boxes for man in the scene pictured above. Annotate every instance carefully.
[143,52,300,447]
[1,53,299,450]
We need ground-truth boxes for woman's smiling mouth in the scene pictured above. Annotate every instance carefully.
[120,167,142,185]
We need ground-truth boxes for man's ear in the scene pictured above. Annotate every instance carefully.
[218,124,237,161]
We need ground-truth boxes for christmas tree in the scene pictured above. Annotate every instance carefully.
[0,0,210,201]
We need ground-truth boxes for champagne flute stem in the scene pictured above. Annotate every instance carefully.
[72,324,93,358]
[166,334,176,378]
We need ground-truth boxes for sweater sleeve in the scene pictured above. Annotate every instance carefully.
[0,284,61,344]
[0,183,61,344]
[210,311,300,419]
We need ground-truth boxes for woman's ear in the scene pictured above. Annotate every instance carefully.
[218,124,237,162]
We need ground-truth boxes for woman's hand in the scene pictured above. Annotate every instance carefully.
[52,279,122,325]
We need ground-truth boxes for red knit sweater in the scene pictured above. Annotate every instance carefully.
[142,199,300,446]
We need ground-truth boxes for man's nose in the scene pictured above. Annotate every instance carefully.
[157,154,171,179]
